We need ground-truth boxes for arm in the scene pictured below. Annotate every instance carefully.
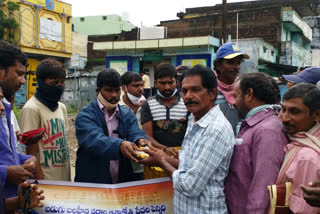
[18,108,44,179]
[173,130,233,197]
[75,110,123,159]
[286,150,320,214]
[246,128,287,213]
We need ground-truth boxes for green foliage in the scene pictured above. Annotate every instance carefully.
[13,105,22,119]
[0,0,20,44]
[67,104,78,114]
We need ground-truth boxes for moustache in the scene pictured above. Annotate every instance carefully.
[283,122,296,129]
[185,100,199,106]
[107,98,119,103]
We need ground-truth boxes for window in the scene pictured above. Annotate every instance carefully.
[80,17,85,22]
[67,16,71,23]
[103,16,107,20]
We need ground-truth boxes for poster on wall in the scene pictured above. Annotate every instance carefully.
[21,0,46,7]
[182,59,207,67]
[33,178,173,214]
[40,18,62,42]
[110,60,128,76]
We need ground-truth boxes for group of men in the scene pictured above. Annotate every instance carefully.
[2,38,320,214]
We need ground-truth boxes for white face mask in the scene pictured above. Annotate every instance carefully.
[125,86,146,106]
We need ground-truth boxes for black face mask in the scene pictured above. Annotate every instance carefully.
[35,79,64,112]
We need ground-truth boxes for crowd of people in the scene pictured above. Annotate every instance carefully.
[1,38,320,214]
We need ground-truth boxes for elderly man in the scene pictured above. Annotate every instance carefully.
[140,65,235,213]
[225,73,288,214]
[214,42,250,134]
[277,83,320,213]
[75,69,149,184]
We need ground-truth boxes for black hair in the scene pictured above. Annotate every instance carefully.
[180,64,217,92]
[0,40,28,72]
[155,63,177,80]
[36,58,66,80]
[121,71,142,86]
[238,72,277,104]
[283,83,320,115]
[267,76,281,104]
[97,68,121,89]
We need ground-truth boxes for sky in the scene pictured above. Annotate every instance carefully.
[63,0,256,27]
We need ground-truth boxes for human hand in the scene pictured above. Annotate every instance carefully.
[138,138,151,147]
[301,180,320,207]
[23,156,37,173]
[120,141,141,162]
[164,147,179,158]
[138,145,168,167]
[18,182,45,209]
[7,165,34,185]
[22,130,45,146]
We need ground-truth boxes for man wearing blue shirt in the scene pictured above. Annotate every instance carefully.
[140,65,235,214]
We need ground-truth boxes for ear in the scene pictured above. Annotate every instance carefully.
[121,85,127,93]
[245,88,254,102]
[0,69,5,81]
[312,109,320,123]
[209,88,218,102]
[96,88,100,95]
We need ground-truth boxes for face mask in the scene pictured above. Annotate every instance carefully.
[98,92,119,110]
[157,88,178,99]
[127,92,146,105]
[35,79,64,111]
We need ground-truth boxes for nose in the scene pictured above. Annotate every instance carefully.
[234,63,241,70]
[139,85,144,93]
[20,76,26,86]
[183,90,193,101]
[280,109,290,123]
[0,102,5,116]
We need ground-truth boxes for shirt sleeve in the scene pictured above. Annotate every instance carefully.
[246,128,287,214]
[140,100,152,124]
[172,128,234,197]
[18,108,41,132]
[286,149,320,214]
[0,165,7,186]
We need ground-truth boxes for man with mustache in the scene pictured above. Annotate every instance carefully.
[75,69,149,184]
[214,42,249,135]
[225,73,288,214]
[139,65,235,213]
[276,83,320,213]
[19,58,70,181]
[0,41,39,198]
[141,63,188,157]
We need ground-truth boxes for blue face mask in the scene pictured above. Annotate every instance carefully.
[35,79,65,111]
[157,88,178,99]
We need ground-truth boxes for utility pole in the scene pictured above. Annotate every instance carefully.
[222,0,227,44]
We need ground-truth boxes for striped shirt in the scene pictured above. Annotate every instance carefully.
[172,105,235,214]
[140,94,188,147]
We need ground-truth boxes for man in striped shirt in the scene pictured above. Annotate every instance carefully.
[140,65,235,213]
[141,63,188,157]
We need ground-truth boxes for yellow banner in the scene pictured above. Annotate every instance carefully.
[21,0,46,7]
[182,59,207,67]
[32,178,173,214]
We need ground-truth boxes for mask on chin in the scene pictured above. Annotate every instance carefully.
[157,88,178,99]
[125,86,146,105]
[98,92,119,110]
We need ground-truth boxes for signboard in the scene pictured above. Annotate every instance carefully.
[33,178,173,214]
[182,59,207,67]
[71,55,81,68]
[110,60,128,76]
[21,0,46,7]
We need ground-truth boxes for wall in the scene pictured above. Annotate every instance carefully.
[73,15,135,36]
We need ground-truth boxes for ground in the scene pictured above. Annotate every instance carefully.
[66,114,78,181]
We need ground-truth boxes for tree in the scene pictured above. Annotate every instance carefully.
[0,0,20,44]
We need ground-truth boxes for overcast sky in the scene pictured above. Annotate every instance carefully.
[64,0,256,26]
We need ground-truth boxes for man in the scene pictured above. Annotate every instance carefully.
[120,71,145,124]
[19,58,70,181]
[75,69,149,184]
[225,73,288,214]
[214,42,250,134]
[277,83,320,213]
[141,70,151,99]
[141,63,188,156]
[140,65,235,213]
[282,67,320,89]
[0,41,38,198]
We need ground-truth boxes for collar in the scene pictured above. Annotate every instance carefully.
[155,92,181,106]
[193,105,220,128]
[97,98,119,115]
[2,97,10,105]
[243,108,275,127]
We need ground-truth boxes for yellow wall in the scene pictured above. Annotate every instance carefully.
[25,58,40,99]
[9,0,72,58]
